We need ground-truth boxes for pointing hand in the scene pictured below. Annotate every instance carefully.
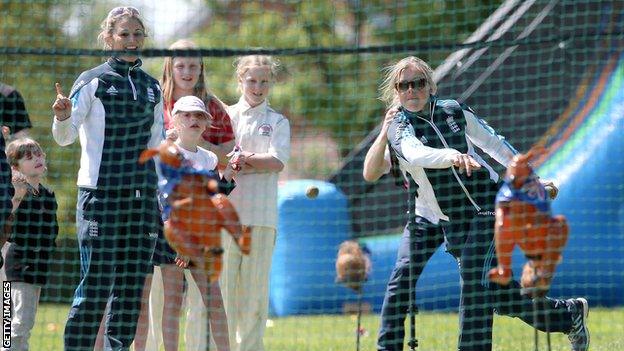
[52,83,72,121]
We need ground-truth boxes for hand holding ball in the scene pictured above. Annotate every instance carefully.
[544,183,558,200]
[539,178,559,200]
[306,186,319,199]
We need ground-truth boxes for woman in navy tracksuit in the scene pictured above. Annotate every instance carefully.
[52,7,163,350]
[364,56,589,351]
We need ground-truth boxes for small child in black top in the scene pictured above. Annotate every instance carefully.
[1,138,58,351]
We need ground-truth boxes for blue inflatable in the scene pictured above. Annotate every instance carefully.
[534,52,624,306]
[270,180,353,316]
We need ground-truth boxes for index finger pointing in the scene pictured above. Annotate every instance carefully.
[55,82,65,98]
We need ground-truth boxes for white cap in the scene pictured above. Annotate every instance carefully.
[171,96,210,118]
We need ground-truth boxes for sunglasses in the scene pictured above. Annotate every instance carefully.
[395,78,427,92]
[108,6,140,17]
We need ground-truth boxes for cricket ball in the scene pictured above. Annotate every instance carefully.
[306,186,319,199]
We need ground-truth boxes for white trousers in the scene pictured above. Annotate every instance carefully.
[220,226,276,351]
[1,282,41,351]
[145,266,211,350]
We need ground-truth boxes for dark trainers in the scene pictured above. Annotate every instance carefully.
[567,297,590,351]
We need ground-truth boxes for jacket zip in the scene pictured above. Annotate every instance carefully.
[415,99,482,212]
[128,67,137,100]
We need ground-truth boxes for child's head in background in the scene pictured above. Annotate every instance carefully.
[162,39,211,107]
[234,55,282,107]
[171,96,211,149]
[6,138,46,180]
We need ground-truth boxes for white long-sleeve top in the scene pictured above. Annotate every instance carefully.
[385,98,517,224]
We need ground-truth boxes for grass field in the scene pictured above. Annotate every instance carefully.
[30,303,623,350]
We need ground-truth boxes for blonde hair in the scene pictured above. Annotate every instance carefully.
[378,56,437,108]
[234,55,283,92]
[6,138,45,168]
[97,6,148,50]
[161,39,224,115]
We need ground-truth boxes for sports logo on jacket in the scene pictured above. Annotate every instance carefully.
[258,123,273,136]
[106,85,119,96]
[70,80,85,97]
[446,116,460,133]
[88,220,99,237]
[147,87,155,103]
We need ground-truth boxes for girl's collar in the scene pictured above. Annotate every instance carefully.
[238,96,268,113]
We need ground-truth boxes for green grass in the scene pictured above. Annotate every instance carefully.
[31,303,624,350]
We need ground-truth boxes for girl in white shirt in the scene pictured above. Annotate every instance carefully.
[221,55,290,351]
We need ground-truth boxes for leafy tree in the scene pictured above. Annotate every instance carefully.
[187,0,500,177]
